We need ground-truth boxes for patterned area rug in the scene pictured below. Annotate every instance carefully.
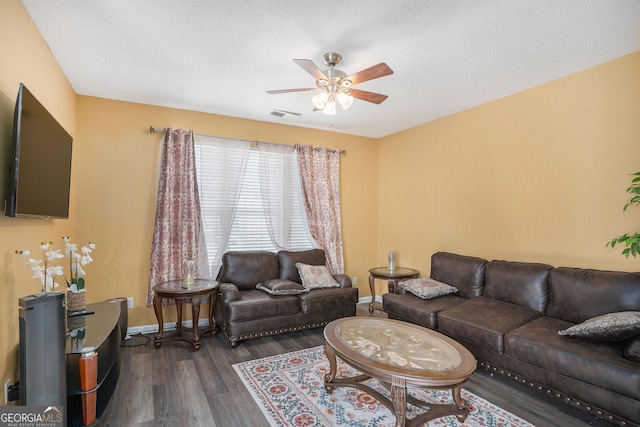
[233,345,535,427]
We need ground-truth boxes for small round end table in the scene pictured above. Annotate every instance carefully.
[152,279,219,351]
[368,266,419,312]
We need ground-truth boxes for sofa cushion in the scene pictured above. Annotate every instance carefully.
[558,311,640,342]
[298,287,358,314]
[398,278,458,299]
[506,316,640,401]
[625,335,640,362]
[438,296,541,354]
[430,252,487,298]
[546,267,640,324]
[484,260,552,313]
[217,251,279,290]
[256,279,309,296]
[278,249,327,283]
[382,293,467,330]
[296,263,340,289]
[223,289,299,322]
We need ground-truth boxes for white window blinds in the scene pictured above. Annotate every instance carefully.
[195,136,316,276]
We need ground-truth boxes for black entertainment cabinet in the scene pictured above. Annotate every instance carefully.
[66,300,121,426]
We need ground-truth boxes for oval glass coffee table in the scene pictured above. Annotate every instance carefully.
[323,317,476,427]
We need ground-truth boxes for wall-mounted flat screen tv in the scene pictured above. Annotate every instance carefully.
[5,83,73,219]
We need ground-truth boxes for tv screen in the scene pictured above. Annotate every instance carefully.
[5,83,73,219]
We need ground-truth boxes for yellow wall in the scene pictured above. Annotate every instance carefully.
[3,0,640,400]
[75,98,378,328]
[0,0,77,394]
[377,52,640,282]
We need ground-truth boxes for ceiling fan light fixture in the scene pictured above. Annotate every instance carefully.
[268,52,393,115]
[323,100,336,115]
[312,92,329,109]
[337,91,354,110]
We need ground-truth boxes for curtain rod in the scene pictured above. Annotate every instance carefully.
[149,126,346,155]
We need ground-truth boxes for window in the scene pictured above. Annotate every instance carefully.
[194,136,316,275]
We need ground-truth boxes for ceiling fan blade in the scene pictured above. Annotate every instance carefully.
[293,59,328,81]
[346,62,393,85]
[267,88,315,94]
[350,88,388,104]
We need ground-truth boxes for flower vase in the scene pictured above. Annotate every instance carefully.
[68,290,87,312]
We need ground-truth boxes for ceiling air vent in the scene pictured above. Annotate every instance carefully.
[270,110,302,123]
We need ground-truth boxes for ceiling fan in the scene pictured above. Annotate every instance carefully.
[267,52,393,115]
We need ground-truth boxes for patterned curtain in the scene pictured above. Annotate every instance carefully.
[296,144,344,274]
[146,129,207,306]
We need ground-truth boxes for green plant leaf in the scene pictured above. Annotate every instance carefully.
[77,277,85,290]
[608,172,640,257]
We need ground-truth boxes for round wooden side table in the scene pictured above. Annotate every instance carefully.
[152,279,219,351]
[368,266,419,312]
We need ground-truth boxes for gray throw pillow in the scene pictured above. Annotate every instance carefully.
[558,311,640,342]
[295,263,340,289]
[624,335,640,362]
[398,278,458,299]
[256,279,309,295]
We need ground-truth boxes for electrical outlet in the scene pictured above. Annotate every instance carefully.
[127,297,134,309]
[4,378,11,405]
[352,276,358,285]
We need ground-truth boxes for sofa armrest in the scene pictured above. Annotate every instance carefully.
[333,274,352,288]
[218,282,240,302]
[394,284,411,295]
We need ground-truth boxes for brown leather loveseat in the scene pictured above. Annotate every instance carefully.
[214,248,358,347]
[383,252,640,426]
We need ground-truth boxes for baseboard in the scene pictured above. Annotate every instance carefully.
[357,296,381,305]
[126,318,212,336]
[127,298,383,336]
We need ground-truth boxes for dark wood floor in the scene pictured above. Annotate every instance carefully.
[99,304,620,426]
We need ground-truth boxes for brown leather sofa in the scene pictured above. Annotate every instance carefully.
[383,252,640,426]
[214,249,358,347]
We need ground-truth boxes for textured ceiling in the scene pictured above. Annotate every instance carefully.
[20,0,640,138]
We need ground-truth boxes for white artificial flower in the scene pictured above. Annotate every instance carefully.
[17,238,96,293]
[45,248,64,262]
[49,265,64,277]
[76,265,86,278]
[27,258,43,268]
[44,275,57,292]
[65,242,78,257]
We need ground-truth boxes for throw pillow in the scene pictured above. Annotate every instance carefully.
[256,279,309,296]
[558,311,640,342]
[295,263,340,290]
[398,278,458,300]
[624,335,640,362]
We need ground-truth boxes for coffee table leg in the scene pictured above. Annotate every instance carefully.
[191,296,201,351]
[391,376,407,427]
[452,385,469,422]
[153,295,164,349]
[323,342,337,393]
